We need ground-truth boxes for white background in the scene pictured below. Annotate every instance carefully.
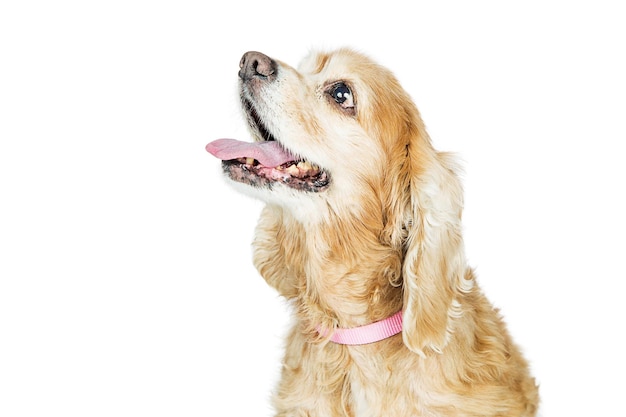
[1,1,625,416]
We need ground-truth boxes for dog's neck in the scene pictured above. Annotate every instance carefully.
[254,203,404,332]
[311,222,401,319]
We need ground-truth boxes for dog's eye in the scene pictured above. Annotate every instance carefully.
[331,83,352,104]
[329,82,355,112]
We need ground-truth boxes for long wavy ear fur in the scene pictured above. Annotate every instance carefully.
[401,132,469,357]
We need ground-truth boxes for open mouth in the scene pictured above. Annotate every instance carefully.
[205,100,330,192]
[222,158,330,192]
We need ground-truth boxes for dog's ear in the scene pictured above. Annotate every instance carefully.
[400,133,470,356]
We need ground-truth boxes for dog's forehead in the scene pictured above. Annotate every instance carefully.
[297,49,363,78]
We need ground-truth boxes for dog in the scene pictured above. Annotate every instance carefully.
[206,49,539,416]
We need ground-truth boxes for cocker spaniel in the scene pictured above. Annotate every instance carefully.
[206,48,539,416]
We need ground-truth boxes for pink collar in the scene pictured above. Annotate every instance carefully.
[321,311,403,345]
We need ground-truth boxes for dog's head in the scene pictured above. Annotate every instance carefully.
[208,49,421,219]
[207,49,471,355]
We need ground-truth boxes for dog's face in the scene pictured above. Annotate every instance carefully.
[214,49,425,223]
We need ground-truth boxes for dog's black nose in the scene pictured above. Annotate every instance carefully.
[239,51,277,81]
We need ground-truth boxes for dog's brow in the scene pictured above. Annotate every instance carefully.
[313,53,331,74]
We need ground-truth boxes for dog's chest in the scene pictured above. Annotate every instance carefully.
[347,355,423,417]
[348,362,395,417]
[349,374,377,417]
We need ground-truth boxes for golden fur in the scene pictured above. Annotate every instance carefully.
[223,48,539,416]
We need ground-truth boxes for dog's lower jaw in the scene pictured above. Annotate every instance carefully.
[227,172,365,227]
[227,180,328,226]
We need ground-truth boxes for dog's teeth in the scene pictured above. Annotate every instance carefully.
[298,161,319,171]
[298,161,314,171]
[286,164,299,175]
[246,157,255,165]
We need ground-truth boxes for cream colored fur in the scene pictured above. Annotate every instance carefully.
[227,48,539,416]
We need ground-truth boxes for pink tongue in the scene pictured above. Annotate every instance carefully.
[205,139,297,167]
